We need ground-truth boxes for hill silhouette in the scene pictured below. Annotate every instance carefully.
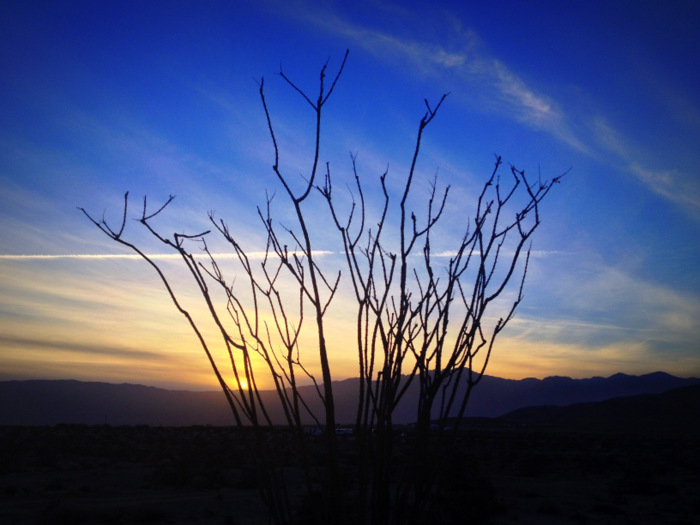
[499,383,700,435]
[1,371,697,426]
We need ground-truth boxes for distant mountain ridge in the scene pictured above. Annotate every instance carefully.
[499,383,700,435]
[1,372,697,426]
[456,371,700,417]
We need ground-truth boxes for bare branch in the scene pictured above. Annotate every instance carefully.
[81,54,562,525]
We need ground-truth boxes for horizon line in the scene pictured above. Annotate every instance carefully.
[0,370,685,391]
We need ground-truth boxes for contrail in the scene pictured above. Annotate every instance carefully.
[0,254,168,260]
[0,250,563,261]
[0,251,335,260]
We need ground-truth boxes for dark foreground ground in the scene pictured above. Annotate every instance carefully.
[1,424,698,524]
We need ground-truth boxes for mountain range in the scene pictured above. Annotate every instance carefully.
[1,371,698,427]
[498,382,700,435]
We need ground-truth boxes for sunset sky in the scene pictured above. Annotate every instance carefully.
[1,0,699,390]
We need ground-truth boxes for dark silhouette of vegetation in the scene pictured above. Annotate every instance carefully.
[80,50,564,524]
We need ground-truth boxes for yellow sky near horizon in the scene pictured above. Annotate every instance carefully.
[1,255,696,392]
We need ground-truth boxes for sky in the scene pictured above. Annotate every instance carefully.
[1,0,699,391]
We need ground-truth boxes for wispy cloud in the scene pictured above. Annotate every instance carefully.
[592,116,700,217]
[295,3,698,218]
[493,337,700,379]
[0,334,167,361]
[628,164,700,214]
[295,5,587,153]
[518,259,700,353]
[0,334,216,389]
[414,249,569,259]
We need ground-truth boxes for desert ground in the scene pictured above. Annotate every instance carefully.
[0,424,698,524]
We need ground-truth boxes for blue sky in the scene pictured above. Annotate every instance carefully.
[1,0,698,389]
